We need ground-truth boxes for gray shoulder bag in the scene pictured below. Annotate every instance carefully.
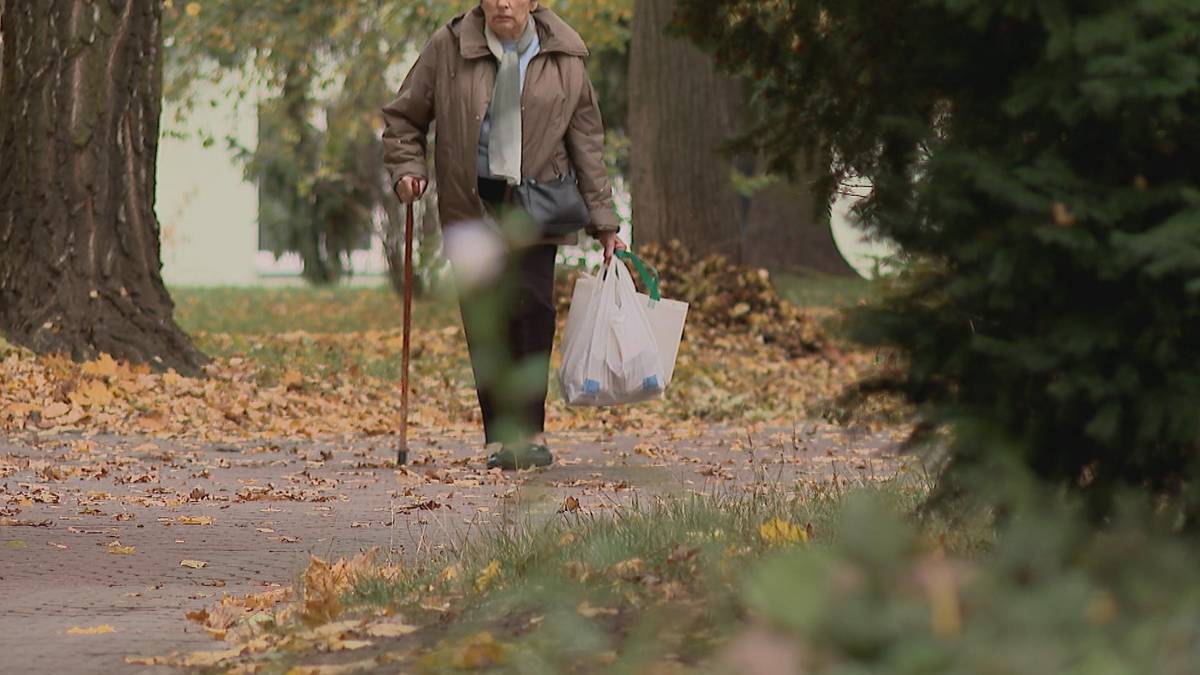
[513,168,590,237]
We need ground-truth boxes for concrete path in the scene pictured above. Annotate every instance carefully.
[0,424,903,674]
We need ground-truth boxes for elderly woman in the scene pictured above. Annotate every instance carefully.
[382,0,624,470]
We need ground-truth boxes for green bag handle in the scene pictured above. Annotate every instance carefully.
[615,249,661,301]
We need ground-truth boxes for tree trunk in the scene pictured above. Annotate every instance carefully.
[0,0,207,374]
[630,0,746,261]
[743,178,854,276]
[629,0,854,276]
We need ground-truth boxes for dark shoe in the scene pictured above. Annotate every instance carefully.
[487,443,553,470]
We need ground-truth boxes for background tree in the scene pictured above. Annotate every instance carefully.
[675,0,1200,517]
[630,0,851,275]
[163,0,633,289]
[0,0,206,374]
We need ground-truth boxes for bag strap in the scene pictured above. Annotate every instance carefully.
[615,250,661,301]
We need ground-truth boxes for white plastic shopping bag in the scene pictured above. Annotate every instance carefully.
[559,252,688,406]
[560,256,664,406]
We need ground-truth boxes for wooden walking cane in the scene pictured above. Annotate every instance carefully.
[397,200,415,466]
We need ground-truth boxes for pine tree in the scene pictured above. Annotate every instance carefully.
[674,0,1200,516]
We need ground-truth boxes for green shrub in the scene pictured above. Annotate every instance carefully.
[672,0,1200,517]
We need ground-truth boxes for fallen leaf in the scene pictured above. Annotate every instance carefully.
[177,649,242,668]
[0,518,52,528]
[326,638,373,652]
[449,631,507,669]
[70,378,114,407]
[560,496,581,513]
[475,560,501,592]
[43,402,71,419]
[759,517,810,545]
[438,563,461,583]
[577,601,618,618]
[363,621,419,638]
[81,353,121,378]
[610,558,645,580]
[282,369,304,391]
[67,625,116,635]
[107,541,136,555]
[180,559,209,569]
[178,516,213,526]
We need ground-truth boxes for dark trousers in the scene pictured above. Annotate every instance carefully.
[462,178,558,444]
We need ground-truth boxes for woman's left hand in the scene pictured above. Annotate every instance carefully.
[598,232,628,264]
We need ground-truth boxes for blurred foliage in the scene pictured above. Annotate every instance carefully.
[308,480,1200,673]
[163,0,631,284]
[672,0,1200,519]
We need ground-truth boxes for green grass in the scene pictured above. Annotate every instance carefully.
[261,479,1200,674]
[315,479,993,673]
[774,271,875,308]
[170,270,873,339]
[170,285,461,335]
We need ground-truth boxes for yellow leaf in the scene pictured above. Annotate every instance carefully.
[449,631,507,669]
[301,556,344,625]
[43,402,71,419]
[178,516,213,525]
[297,620,362,642]
[438,563,461,583]
[1051,202,1076,227]
[326,638,373,652]
[475,560,501,592]
[107,541,136,555]
[70,379,114,407]
[67,625,117,635]
[180,559,209,569]
[363,621,418,638]
[576,601,618,619]
[184,2,201,17]
[610,558,645,580]
[177,649,241,667]
[81,353,120,378]
[282,369,304,390]
[758,518,809,545]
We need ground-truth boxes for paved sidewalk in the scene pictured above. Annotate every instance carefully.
[0,424,903,674]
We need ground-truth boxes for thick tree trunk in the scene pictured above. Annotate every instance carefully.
[743,179,854,276]
[0,0,207,374]
[629,0,854,276]
[630,0,745,261]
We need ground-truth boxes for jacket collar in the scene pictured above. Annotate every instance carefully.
[453,6,589,60]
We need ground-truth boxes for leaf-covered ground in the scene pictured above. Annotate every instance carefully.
[2,266,888,443]
[0,270,908,673]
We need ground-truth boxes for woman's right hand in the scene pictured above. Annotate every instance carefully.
[394,176,428,203]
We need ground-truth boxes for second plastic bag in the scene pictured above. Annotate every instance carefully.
[559,257,666,406]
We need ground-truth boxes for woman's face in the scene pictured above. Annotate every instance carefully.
[481,0,537,41]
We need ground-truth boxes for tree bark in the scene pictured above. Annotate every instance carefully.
[629,0,854,276]
[0,0,207,374]
[630,0,746,261]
